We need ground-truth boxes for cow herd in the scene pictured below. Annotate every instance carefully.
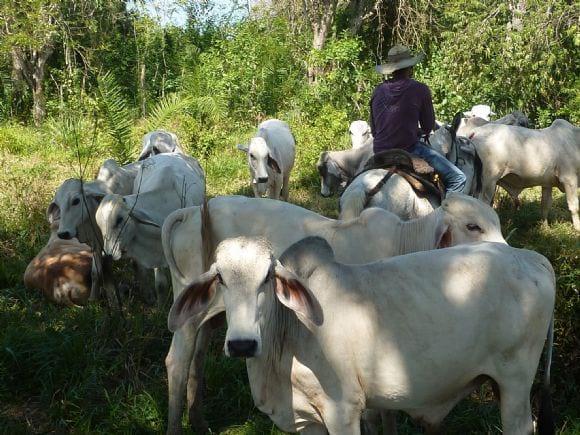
[22,108,580,434]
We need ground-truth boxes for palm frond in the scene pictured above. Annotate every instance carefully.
[144,93,192,131]
[97,72,133,164]
[191,95,227,123]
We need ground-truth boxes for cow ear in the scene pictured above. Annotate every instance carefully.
[129,207,160,228]
[274,261,323,326]
[168,265,219,332]
[267,155,281,173]
[237,144,249,153]
[46,202,60,224]
[434,211,453,249]
[138,150,150,161]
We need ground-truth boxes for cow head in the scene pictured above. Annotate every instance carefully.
[349,120,372,149]
[435,193,506,248]
[48,179,107,241]
[316,152,343,197]
[95,194,159,261]
[168,237,322,358]
[138,130,181,160]
[237,137,281,196]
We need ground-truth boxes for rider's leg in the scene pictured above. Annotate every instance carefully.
[409,141,466,194]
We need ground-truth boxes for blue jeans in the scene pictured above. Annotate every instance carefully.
[408,141,466,194]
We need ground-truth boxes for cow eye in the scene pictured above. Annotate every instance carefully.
[250,153,256,161]
[71,198,80,206]
[116,216,124,226]
[466,223,483,233]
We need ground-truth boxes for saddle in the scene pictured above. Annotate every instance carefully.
[359,149,444,201]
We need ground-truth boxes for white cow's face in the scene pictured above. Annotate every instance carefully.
[167,237,322,358]
[439,194,506,247]
[95,195,132,260]
[349,121,371,149]
[248,137,271,185]
[48,179,105,240]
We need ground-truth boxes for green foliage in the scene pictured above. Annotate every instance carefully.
[415,0,579,125]
[143,93,192,132]
[184,18,305,125]
[97,72,133,163]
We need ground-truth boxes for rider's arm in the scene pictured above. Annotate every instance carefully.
[419,86,436,139]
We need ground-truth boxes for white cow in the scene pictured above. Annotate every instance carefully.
[317,143,373,197]
[349,120,373,149]
[459,119,580,229]
[138,130,184,161]
[168,236,555,435]
[96,153,205,303]
[237,119,296,201]
[464,104,495,121]
[48,158,152,302]
[161,193,505,433]
[96,159,142,195]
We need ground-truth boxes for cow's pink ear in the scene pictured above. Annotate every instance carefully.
[274,262,323,326]
[435,222,452,248]
[267,155,281,173]
[46,202,60,224]
[168,265,219,332]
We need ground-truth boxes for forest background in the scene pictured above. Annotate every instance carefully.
[0,0,578,433]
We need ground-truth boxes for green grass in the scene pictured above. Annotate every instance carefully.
[0,121,578,433]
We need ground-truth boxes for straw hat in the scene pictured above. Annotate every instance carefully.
[375,44,425,75]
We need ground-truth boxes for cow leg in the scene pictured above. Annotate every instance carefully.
[360,409,381,434]
[324,407,361,435]
[502,186,522,209]
[268,179,281,200]
[154,267,170,307]
[561,177,579,230]
[541,186,553,224]
[186,322,214,433]
[251,182,260,198]
[498,381,533,435]
[166,323,198,435]
[136,264,156,305]
[480,174,499,205]
[381,410,398,435]
[89,252,102,301]
[301,424,327,434]
[281,174,291,201]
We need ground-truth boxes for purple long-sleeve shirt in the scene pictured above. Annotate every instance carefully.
[370,78,435,153]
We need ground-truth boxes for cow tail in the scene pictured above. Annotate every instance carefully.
[339,184,367,220]
[537,314,555,435]
[161,210,189,285]
[201,196,213,273]
[473,147,483,197]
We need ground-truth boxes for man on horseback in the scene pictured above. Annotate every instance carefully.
[370,44,466,195]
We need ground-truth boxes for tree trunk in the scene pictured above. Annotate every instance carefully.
[307,0,338,83]
[11,45,53,126]
[139,62,146,116]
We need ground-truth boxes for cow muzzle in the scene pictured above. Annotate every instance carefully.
[226,339,258,358]
[58,230,73,240]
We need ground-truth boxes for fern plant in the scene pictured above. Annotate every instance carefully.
[97,72,133,164]
[144,93,192,132]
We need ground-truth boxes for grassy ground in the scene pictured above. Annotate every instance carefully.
[0,121,578,434]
